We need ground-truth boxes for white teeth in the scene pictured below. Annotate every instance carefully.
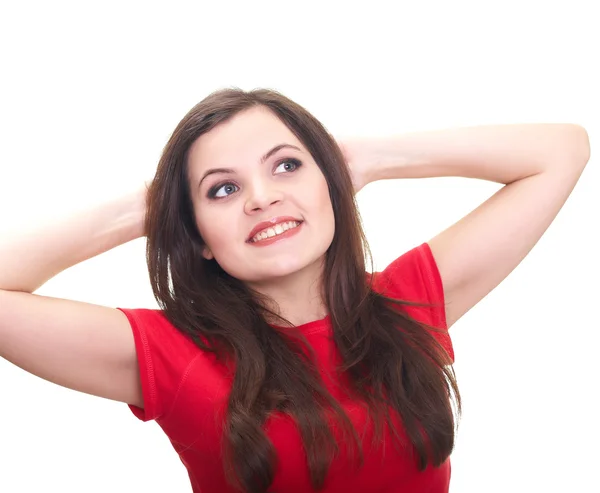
[251,221,300,243]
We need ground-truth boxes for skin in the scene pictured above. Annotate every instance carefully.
[187,106,335,325]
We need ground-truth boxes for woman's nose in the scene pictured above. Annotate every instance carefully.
[244,182,284,214]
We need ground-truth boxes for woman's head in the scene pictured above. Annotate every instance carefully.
[148,88,362,301]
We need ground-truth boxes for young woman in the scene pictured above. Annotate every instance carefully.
[0,89,590,493]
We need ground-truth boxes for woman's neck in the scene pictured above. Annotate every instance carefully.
[248,258,327,326]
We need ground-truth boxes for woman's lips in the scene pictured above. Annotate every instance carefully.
[247,221,303,247]
[246,216,303,241]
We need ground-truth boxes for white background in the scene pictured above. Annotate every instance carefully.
[0,1,598,492]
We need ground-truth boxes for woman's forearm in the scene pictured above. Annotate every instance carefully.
[0,188,147,293]
[351,123,590,186]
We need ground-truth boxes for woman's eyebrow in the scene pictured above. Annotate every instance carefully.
[260,143,302,163]
[198,167,235,188]
[197,143,302,188]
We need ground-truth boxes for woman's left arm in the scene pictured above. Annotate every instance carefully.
[342,123,591,328]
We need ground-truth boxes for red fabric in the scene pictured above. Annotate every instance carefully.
[118,242,454,492]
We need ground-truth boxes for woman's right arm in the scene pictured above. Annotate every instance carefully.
[0,187,148,407]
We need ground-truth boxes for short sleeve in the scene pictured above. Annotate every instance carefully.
[116,308,198,422]
[373,242,454,363]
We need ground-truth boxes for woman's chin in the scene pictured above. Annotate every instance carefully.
[243,257,322,285]
[254,264,307,282]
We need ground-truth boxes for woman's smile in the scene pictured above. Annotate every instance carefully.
[247,220,304,247]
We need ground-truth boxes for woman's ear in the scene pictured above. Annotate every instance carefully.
[202,246,214,260]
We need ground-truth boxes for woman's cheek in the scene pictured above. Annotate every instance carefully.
[201,220,230,251]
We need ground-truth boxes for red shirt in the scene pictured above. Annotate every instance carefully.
[118,242,455,492]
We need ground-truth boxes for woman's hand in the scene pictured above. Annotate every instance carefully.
[338,138,379,193]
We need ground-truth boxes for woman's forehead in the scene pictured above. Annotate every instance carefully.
[189,107,303,171]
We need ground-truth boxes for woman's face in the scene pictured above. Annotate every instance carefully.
[187,106,335,285]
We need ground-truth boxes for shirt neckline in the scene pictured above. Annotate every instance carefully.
[270,313,331,335]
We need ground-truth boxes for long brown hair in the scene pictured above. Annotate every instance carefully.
[145,88,460,493]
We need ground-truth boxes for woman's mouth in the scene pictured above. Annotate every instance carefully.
[248,220,303,245]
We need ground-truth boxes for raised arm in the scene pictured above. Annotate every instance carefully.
[0,187,148,407]
[342,123,591,328]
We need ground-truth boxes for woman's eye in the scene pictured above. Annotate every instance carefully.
[274,158,302,174]
[211,183,239,198]
[208,159,301,199]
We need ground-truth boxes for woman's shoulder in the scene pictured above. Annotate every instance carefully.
[369,242,450,341]
[370,242,442,301]
[117,307,227,421]
[116,307,210,363]
[117,307,186,337]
